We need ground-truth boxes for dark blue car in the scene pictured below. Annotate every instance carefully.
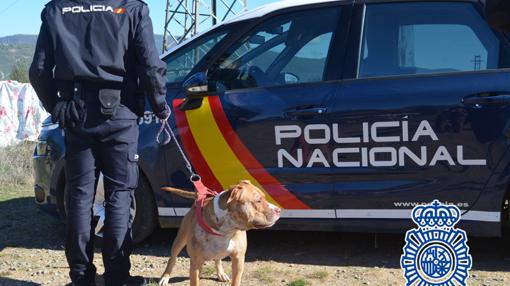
[33,0,510,243]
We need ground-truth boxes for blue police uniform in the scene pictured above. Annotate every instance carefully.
[29,1,168,285]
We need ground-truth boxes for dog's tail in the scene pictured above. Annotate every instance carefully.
[161,186,196,200]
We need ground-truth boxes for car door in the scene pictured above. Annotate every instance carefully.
[172,3,351,216]
[326,1,510,220]
[150,29,232,212]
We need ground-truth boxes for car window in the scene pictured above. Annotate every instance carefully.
[219,22,291,72]
[208,7,340,90]
[281,32,333,83]
[165,31,228,83]
[359,3,504,78]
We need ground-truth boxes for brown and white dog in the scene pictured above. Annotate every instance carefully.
[159,180,281,286]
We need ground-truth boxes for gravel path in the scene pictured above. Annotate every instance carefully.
[1,188,510,286]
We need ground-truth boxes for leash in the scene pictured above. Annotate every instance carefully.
[156,107,223,236]
[157,116,194,177]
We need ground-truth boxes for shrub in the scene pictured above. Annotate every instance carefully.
[9,58,29,83]
[0,142,34,186]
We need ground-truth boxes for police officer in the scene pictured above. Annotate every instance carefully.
[29,1,169,285]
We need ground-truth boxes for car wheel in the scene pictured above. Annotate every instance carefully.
[131,174,158,244]
[57,172,158,245]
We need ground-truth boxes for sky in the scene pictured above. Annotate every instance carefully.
[0,0,274,37]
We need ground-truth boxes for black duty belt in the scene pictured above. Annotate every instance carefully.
[57,80,124,94]
[58,81,125,117]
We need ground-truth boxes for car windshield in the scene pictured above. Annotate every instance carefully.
[165,30,229,84]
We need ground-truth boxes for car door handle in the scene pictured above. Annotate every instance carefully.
[284,107,328,118]
[462,94,510,105]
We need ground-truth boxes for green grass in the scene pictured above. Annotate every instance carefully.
[308,270,329,281]
[287,279,312,286]
[0,184,32,202]
[201,264,216,276]
[253,265,276,284]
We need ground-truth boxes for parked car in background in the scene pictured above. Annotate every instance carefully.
[34,0,510,243]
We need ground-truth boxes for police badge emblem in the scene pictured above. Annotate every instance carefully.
[401,200,472,286]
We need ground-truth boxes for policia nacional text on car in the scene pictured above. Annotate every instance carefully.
[29,1,169,285]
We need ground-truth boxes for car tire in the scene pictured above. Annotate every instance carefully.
[131,174,158,244]
[56,171,158,245]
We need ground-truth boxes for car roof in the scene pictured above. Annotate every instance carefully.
[161,0,481,58]
[223,0,344,25]
[223,0,480,24]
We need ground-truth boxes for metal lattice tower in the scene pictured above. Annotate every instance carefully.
[163,0,248,52]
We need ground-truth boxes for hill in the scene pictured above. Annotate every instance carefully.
[0,34,165,80]
[0,34,37,45]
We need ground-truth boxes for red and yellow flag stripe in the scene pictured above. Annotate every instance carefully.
[114,8,126,14]
[173,97,309,210]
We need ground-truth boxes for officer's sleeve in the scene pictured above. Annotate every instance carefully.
[134,5,169,119]
[29,8,57,113]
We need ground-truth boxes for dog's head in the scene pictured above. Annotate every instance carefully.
[222,180,281,231]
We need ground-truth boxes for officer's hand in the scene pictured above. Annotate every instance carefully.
[52,100,68,128]
[66,100,81,128]
[52,99,82,129]
[156,104,170,120]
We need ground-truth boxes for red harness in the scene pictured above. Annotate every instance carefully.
[192,179,223,236]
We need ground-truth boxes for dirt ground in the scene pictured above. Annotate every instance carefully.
[1,187,510,286]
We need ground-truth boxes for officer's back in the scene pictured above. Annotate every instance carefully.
[30,0,168,122]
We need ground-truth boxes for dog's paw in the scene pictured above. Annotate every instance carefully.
[217,271,231,283]
[159,275,171,286]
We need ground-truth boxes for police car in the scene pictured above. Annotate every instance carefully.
[34,0,510,243]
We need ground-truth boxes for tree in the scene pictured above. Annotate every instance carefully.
[9,58,29,83]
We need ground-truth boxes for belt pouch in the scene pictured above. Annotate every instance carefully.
[98,89,121,117]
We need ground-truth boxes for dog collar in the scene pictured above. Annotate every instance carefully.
[193,179,223,236]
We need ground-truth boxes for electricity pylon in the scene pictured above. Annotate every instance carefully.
[163,0,248,52]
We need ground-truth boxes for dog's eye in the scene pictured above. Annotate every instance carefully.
[256,197,262,203]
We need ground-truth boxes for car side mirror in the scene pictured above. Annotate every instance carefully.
[179,72,225,111]
[183,72,209,99]
[180,72,210,110]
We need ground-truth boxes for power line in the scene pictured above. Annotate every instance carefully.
[162,0,248,52]
[0,0,24,17]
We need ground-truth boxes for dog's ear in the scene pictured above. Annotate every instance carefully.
[227,184,245,204]
[239,180,266,198]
